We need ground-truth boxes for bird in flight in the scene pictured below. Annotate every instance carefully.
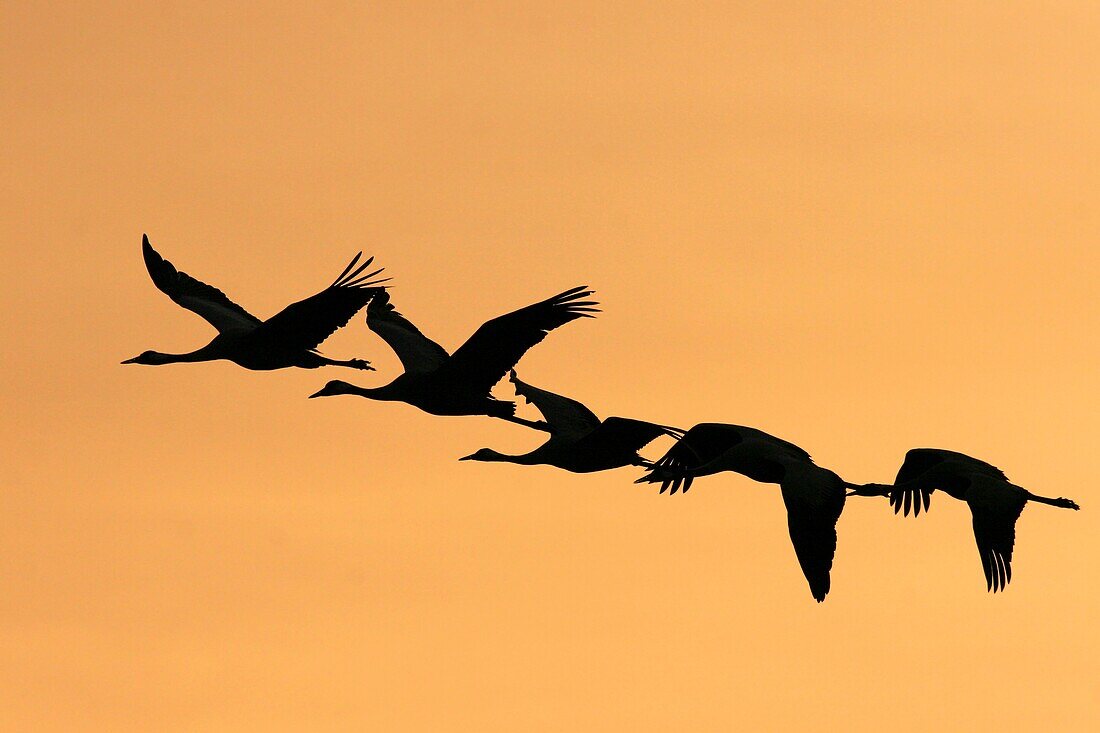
[309,288,598,431]
[123,234,388,370]
[848,448,1080,592]
[636,423,847,602]
[459,370,683,471]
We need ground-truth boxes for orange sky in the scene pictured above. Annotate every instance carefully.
[2,2,1099,730]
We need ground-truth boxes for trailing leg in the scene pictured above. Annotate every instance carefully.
[1026,492,1080,510]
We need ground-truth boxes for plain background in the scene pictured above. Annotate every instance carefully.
[2,2,1098,730]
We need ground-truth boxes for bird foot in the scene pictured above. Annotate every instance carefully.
[350,359,374,371]
[845,483,891,498]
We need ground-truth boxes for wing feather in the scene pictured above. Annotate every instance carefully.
[509,370,600,439]
[366,292,450,373]
[141,235,261,334]
[891,448,1009,517]
[967,480,1026,592]
[578,417,681,456]
[255,252,388,352]
[443,286,599,394]
[635,423,747,495]
[781,473,845,602]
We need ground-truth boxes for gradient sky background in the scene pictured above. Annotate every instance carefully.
[3,2,1099,730]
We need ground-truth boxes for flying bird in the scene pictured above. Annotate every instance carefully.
[848,448,1080,592]
[309,288,598,430]
[636,423,846,602]
[123,235,388,370]
[459,370,683,472]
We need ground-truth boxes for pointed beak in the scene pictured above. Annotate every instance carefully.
[121,357,139,364]
[308,390,324,399]
[458,454,476,461]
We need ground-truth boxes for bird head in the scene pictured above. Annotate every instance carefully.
[459,448,508,462]
[308,380,359,398]
[121,350,172,365]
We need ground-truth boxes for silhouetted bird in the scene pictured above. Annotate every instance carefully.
[309,288,598,430]
[123,235,387,370]
[636,423,846,602]
[459,370,683,471]
[848,448,1080,592]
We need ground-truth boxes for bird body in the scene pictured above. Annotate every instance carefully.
[850,448,1080,592]
[636,423,846,602]
[459,371,681,472]
[310,288,599,429]
[316,373,516,419]
[124,235,387,371]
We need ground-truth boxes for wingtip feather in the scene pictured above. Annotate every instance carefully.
[330,252,365,288]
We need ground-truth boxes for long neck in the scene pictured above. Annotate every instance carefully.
[340,383,403,401]
[479,449,542,466]
[156,345,220,364]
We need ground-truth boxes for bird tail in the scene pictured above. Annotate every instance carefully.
[1027,493,1081,511]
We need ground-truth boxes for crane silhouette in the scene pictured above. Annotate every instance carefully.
[636,423,847,602]
[309,288,598,431]
[848,448,1080,592]
[459,370,683,471]
[123,235,387,370]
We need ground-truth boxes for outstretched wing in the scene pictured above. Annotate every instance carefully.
[366,291,450,373]
[780,472,845,603]
[443,286,599,395]
[891,448,1009,517]
[897,448,1008,483]
[509,370,600,439]
[255,252,388,352]
[967,478,1027,593]
[636,423,747,495]
[743,426,813,464]
[578,417,682,455]
[141,234,261,334]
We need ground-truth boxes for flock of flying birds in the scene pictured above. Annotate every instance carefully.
[125,235,1080,602]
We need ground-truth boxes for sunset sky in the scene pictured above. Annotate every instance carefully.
[3,2,1099,730]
